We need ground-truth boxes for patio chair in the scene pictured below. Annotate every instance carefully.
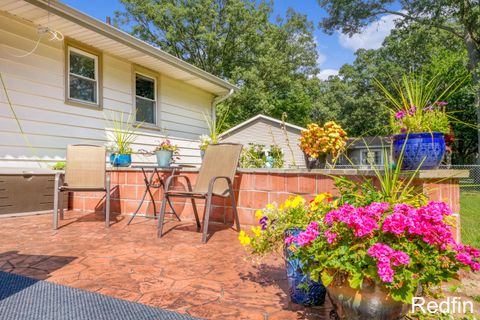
[157,143,242,243]
[53,145,111,229]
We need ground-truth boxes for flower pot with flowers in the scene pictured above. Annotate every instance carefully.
[238,193,335,306]
[288,160,480,319]
[375,73,465,170]
[198,134,212,159]
[299,121,347,170]
[154,139,179,167]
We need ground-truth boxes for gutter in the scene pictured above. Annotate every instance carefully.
[211,89,234,124]
[23,0,239,93]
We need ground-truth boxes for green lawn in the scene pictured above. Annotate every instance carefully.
[460,192,480,248]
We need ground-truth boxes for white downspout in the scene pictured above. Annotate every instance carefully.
[211,88,234,126]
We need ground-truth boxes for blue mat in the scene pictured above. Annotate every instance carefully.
[0,271,200,320]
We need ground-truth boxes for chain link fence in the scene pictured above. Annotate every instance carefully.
[331,164,480,192]
[440,165,480,192]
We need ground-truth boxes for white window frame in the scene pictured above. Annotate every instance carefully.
[67,46,99,106]
[134,71,157,125]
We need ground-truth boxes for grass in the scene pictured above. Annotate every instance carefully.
[460,191,480,248]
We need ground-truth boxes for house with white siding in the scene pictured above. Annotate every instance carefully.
[220,114,306,168]
[0,0,237,168]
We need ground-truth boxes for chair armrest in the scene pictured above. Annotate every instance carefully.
[164,174,194,192]
[207,176,233,196]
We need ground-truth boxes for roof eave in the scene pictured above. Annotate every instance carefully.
[23,0,239,93]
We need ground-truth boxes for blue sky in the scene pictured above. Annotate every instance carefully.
[63,0,398,79]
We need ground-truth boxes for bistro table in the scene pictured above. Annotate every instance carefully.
[127,165,194,224]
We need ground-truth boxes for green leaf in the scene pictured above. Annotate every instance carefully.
[321,272,333,287]
[390,285,414,304]
[348,272,363,289]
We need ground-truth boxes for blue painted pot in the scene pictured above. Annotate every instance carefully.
[156,150,173,167]
[284,228,326,306]
[110,153,131,167]
[392,132,446,170]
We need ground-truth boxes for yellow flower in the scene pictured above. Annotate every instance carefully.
[291,195,305,207]
[314,192,332,203]
[238,230,251,246]
[251,226,262,237]
[265,203,275,210]
[284,198,292,209]
[255,209,263,219]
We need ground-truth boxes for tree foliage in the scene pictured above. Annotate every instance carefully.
[317,0,480,162]
[115,0,320,127]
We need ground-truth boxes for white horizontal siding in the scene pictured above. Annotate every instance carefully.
[0,13,212,168]
[221,119,306,168]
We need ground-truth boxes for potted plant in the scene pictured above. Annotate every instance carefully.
[199,134,212,159]
[106,112,140,167]
[154,139,178,167]
[375,73,465,170]
[238,193,334,306]
[299,122,348,170]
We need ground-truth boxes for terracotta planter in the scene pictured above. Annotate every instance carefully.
[328,280,407,320]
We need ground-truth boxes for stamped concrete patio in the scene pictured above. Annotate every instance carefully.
[0,211,332,320]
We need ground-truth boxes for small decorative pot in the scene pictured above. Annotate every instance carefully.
[328,280,406,320]
[156,150,173,167]
[110,153,131,167]
[392,132,445,170]
[303,153,327,170]
[284,228,326,306]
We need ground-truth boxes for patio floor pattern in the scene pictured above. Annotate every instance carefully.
[0,212,332,319]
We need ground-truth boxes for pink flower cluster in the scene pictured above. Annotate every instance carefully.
[324,202,389,237]
[382,202,454,248]
[286,221,320,246]
[454,244,480,271]
[368,243,410,282]
[324,230,337,244]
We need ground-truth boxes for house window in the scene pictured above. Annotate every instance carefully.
[361,150,382,165]
[135,73,156,124]
[67,47,99,105]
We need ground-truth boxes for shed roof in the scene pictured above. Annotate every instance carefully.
[220,114,305,138]
[0,0,238,95]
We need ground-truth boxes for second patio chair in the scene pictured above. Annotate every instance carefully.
[157,143,242,243]
[53,145,111,229]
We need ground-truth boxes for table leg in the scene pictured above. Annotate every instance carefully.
[127,168,154,225]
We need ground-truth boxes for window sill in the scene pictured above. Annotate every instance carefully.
[135,122,162,131]
[65,98,102,110]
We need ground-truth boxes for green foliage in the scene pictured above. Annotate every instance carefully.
[374,73,466,134]
[106,112,140,155]
[51,162,65,170]
[239,143,284,168]
[116,1,320,128]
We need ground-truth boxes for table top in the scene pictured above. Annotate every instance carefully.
[130,164,196,170]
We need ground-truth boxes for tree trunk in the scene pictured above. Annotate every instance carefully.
[464,32,480,165]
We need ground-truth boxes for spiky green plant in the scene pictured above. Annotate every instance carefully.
[106,112,140,154]
[374,73,467,134]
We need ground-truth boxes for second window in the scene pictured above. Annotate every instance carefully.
[135,73,156,124]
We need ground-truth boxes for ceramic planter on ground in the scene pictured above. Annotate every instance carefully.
[392,132,446,170]
[155,150,173,167]
[110,153,132,167]
[328,280,406,320]
[303,153,327,171]
[284,228,326,306]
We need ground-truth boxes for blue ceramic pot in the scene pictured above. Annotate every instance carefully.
[156,150,173,167]
[110,153,131,167]
[284,228,326,306]
[392,132,446,170]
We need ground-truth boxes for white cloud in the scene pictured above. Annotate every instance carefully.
[317,52,327,66]
[318,69,339,80]
[338,14,401,51]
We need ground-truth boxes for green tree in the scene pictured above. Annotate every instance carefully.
[115,0,320,127]
[313,23,477,162]
[316,0,480,162]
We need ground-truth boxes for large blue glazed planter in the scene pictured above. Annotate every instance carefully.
[392,132,446,170]
[110,153,131,167]
[284,228,326,306]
